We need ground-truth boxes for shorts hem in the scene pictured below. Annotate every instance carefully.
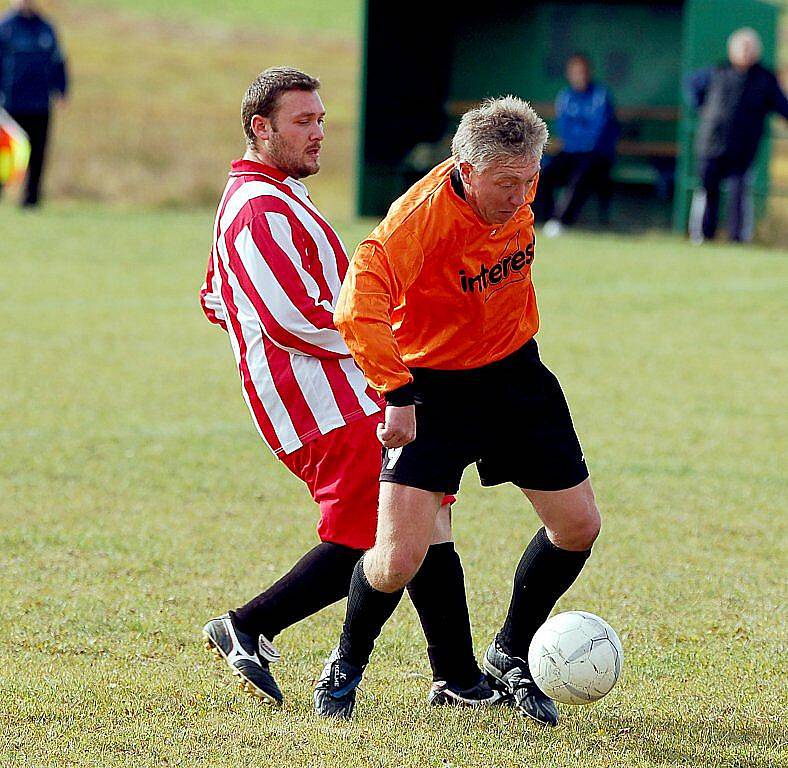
[318,532,373,551]
[488,467,590,492]
[380,477,460,496]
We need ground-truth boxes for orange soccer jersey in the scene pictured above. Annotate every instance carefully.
[334,159,540,394]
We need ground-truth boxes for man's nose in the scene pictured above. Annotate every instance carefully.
[510,187,527,207]
[311,122,325,141]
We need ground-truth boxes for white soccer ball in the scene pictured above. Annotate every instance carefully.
[527,611,623,705]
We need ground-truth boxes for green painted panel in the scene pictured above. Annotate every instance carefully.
[449,2,684,107]
[683,0,777,70]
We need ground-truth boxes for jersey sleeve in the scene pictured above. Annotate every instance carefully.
[554,89,570,141]
[684,67,712,109]
[0,25,6,96]
[769,72,788,121]
[334,235,424,394]
[199,250,228,330]
[593,87,619,153]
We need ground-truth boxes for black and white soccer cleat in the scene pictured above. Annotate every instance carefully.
[483,637,559,726]
[313,647,364,719]
[202,614,283,705]
[428,674,511,707]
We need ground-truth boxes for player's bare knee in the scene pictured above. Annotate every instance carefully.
[372,564,413,593]
[366,561,405,593]
[578,503,601,548]
[550,502,601,551]
[367,548,422,592]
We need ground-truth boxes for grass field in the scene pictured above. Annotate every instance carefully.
[67,0,361,35]
[1,204,786,767]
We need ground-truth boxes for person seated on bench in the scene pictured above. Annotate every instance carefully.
[534,54,618,237]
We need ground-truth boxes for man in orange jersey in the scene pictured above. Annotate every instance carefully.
[314,97,601,725]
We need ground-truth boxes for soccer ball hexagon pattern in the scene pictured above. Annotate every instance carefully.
[527,611,623,705]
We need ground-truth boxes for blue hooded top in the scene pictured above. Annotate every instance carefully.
[555,82,618,159]
[0,10,68,113]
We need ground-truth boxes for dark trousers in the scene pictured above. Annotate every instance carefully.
[1,111,50,206]
[534,151,613,225]
[690,155,754,242]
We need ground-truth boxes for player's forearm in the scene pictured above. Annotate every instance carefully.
[333,315,412,393]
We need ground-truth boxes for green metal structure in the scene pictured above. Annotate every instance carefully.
[357,0,780,232]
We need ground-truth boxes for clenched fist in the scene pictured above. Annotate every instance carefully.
[377,405,416,448]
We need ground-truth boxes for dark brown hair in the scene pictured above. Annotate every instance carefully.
[241,67,320,145]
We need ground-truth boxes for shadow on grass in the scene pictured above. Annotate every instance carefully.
[579,711,783,767]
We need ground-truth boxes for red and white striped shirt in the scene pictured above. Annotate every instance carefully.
[200,159,383,456]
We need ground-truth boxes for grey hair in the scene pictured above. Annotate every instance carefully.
[451,96,549,170]
[727,27,763,60]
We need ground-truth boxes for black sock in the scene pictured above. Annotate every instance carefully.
[498,527,592,659]
[338,556,404,668]
[407,542,480,688]
[230,542,363,640]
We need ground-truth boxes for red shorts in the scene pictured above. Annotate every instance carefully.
[280,413,454,550]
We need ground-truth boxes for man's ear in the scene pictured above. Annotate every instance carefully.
[250,114,273,144]
[458,161,473,187]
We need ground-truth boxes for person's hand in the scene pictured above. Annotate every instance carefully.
[377,405,416,448]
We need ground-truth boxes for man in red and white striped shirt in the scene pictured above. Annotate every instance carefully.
[200,68,500,710]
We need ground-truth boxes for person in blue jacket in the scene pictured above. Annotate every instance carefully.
[535,54,618,237]
[0,0,68,207]
[686,28,788,244]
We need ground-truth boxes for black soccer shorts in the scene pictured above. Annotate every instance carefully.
[379,339,589,494]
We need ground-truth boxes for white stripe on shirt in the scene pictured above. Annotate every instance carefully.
[234,226,349,356]
[218,235,303,452]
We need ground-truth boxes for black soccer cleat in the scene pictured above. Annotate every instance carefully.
[428,674,511,707]
[202,614,283,705]
[483,637,559,726]
[313,648,364,719]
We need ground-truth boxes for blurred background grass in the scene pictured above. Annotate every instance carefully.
[68,0,360,33]
[39,0,361,219]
